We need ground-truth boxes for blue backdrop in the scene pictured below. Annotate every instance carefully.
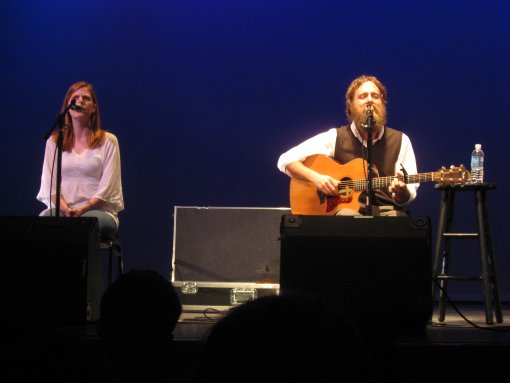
[2,0,509,300]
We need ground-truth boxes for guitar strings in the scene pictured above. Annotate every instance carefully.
[338,172,444,191]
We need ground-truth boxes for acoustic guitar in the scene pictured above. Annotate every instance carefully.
[289,155,468,215]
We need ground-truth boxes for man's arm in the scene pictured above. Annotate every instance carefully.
[388,133,418,205]
[277,128,338,196]
[285,160,339,196]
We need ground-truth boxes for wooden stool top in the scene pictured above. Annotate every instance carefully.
[434,183,496,192]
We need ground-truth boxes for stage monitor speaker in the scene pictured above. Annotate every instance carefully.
[0,216,103,325]
[280,215,432,333]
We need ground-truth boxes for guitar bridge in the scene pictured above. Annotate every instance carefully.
[317,190,325,204]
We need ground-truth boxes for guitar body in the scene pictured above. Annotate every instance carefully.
[289,155,467,215]
[289,155,368,215]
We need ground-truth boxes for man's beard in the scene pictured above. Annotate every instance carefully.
[353,105,387,133]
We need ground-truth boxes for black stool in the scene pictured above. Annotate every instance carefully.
[100,234,124,285]
[432,183,503,325]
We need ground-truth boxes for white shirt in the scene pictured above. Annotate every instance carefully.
[37,131,124,225]
[277,122,419,203]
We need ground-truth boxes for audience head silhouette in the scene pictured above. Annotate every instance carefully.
[194,294,378,382]
[97,269,182,369]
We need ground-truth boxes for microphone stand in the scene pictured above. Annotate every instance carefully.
[43,101,76,217]
[362,106,375,216]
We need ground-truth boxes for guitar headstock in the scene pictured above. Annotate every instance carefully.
[436,164,468,185]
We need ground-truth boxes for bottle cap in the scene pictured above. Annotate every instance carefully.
[475,144,482,150]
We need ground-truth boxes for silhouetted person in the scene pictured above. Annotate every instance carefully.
[97,269,182,383]
[194,294,380,383]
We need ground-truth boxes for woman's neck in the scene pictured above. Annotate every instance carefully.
[72,118,91,144]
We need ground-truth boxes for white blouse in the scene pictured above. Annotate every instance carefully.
[37,131,124,225]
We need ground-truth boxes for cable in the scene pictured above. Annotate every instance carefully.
[432,278,510,332]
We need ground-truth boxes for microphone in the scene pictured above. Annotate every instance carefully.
[362,103,376,131]
[70,99,86,112]
[365,103,374,116]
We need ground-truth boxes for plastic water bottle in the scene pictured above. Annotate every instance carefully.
[470,144,484,183]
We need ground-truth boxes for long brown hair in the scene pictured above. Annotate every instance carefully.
[345,75,387,121]
[52,81,105,151]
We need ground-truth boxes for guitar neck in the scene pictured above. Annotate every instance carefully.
[345,172,441,191]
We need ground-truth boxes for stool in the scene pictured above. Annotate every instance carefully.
[100,234,124,285]
[432,183,503,325]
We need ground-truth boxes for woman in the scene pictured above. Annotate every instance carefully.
[37,81,124,238]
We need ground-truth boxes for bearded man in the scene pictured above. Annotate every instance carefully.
[277,75,418,216]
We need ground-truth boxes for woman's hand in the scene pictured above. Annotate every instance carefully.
[63,205,75,217]
[73,201,95,217]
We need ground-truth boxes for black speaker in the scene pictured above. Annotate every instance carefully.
[280,215,432,333]
[0,216,103,325]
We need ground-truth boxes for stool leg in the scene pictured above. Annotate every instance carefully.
[476,190,503,324]
[481,193,503,324]
[115,243,124,276]
[108,246,114,285]
[434,189,455,322]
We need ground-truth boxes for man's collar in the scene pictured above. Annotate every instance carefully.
[350,121,385,144]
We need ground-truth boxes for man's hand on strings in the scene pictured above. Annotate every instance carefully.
[312,174,339,196]
[388,172,410,203]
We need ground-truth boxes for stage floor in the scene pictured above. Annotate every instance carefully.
[10,301,509,383]
[174,302,510,343]
[170,302,510,382]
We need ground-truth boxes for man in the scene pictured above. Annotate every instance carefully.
[277,75,418,216]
